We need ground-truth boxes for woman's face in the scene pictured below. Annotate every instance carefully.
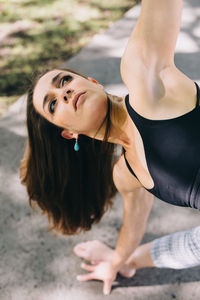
[33,69,108,138]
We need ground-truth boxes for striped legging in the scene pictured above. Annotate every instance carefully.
[150,226,200,269]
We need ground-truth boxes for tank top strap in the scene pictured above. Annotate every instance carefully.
[194,82,200,108]
[122,147,138,179]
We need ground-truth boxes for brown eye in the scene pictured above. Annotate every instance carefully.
[49,99,57,114]
[61,75,72,86]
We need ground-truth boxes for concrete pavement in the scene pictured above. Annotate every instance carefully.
[0,0,200,299]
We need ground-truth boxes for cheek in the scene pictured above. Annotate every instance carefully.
[83,96,108,127]
[54,104,72,128]
[90,95,107,116]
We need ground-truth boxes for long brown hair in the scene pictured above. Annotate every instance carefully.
[20,68,118,235]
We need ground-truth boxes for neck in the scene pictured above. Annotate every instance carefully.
[88,94,131,148]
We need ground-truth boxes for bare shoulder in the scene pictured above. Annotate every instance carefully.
[120,40,170,104]
[113,153,142,195]
[121,56,197,120]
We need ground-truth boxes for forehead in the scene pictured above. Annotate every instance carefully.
[33,69,73,113]
[34,69,67,100]
[37,69,62,87]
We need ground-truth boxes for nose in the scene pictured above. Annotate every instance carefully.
[62,89,73,102]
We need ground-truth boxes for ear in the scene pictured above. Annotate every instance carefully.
[88,77,104,89]
[61,130,74,140]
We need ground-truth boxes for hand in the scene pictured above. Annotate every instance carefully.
[77,261,118,295]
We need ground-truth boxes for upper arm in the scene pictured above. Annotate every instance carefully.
[122,0,182,68]
[113,154,142,195]
[113,154,154,226]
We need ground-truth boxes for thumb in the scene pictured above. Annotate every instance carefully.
[103,280,112,296]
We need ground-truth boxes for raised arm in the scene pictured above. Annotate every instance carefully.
[135,0,182,64]
[121,0,183,72]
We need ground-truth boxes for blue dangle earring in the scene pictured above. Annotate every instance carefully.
[74,137,80,152]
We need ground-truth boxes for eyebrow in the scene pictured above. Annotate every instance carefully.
[42,72,64,112]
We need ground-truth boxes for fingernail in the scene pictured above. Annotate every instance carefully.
[77,275,81,280]
[104,290,109,295]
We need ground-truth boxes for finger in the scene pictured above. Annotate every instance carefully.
[103,279,112,296]
[77,272,95,282]
[73,244,86,257]
[81,262,95,272]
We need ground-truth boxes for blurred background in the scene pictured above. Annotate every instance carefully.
[0,0,137,115]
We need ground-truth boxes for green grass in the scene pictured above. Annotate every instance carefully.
[0,0,137,114]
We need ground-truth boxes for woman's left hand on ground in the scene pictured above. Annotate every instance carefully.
[76,260,118,295]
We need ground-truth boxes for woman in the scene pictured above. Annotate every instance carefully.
[20,0,200,296]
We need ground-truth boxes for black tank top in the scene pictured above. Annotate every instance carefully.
[122,82,200,209]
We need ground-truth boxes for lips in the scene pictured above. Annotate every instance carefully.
[72,92,86,111]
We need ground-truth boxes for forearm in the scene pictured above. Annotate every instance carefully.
[111,223,145,269]
[111,189,153,270]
